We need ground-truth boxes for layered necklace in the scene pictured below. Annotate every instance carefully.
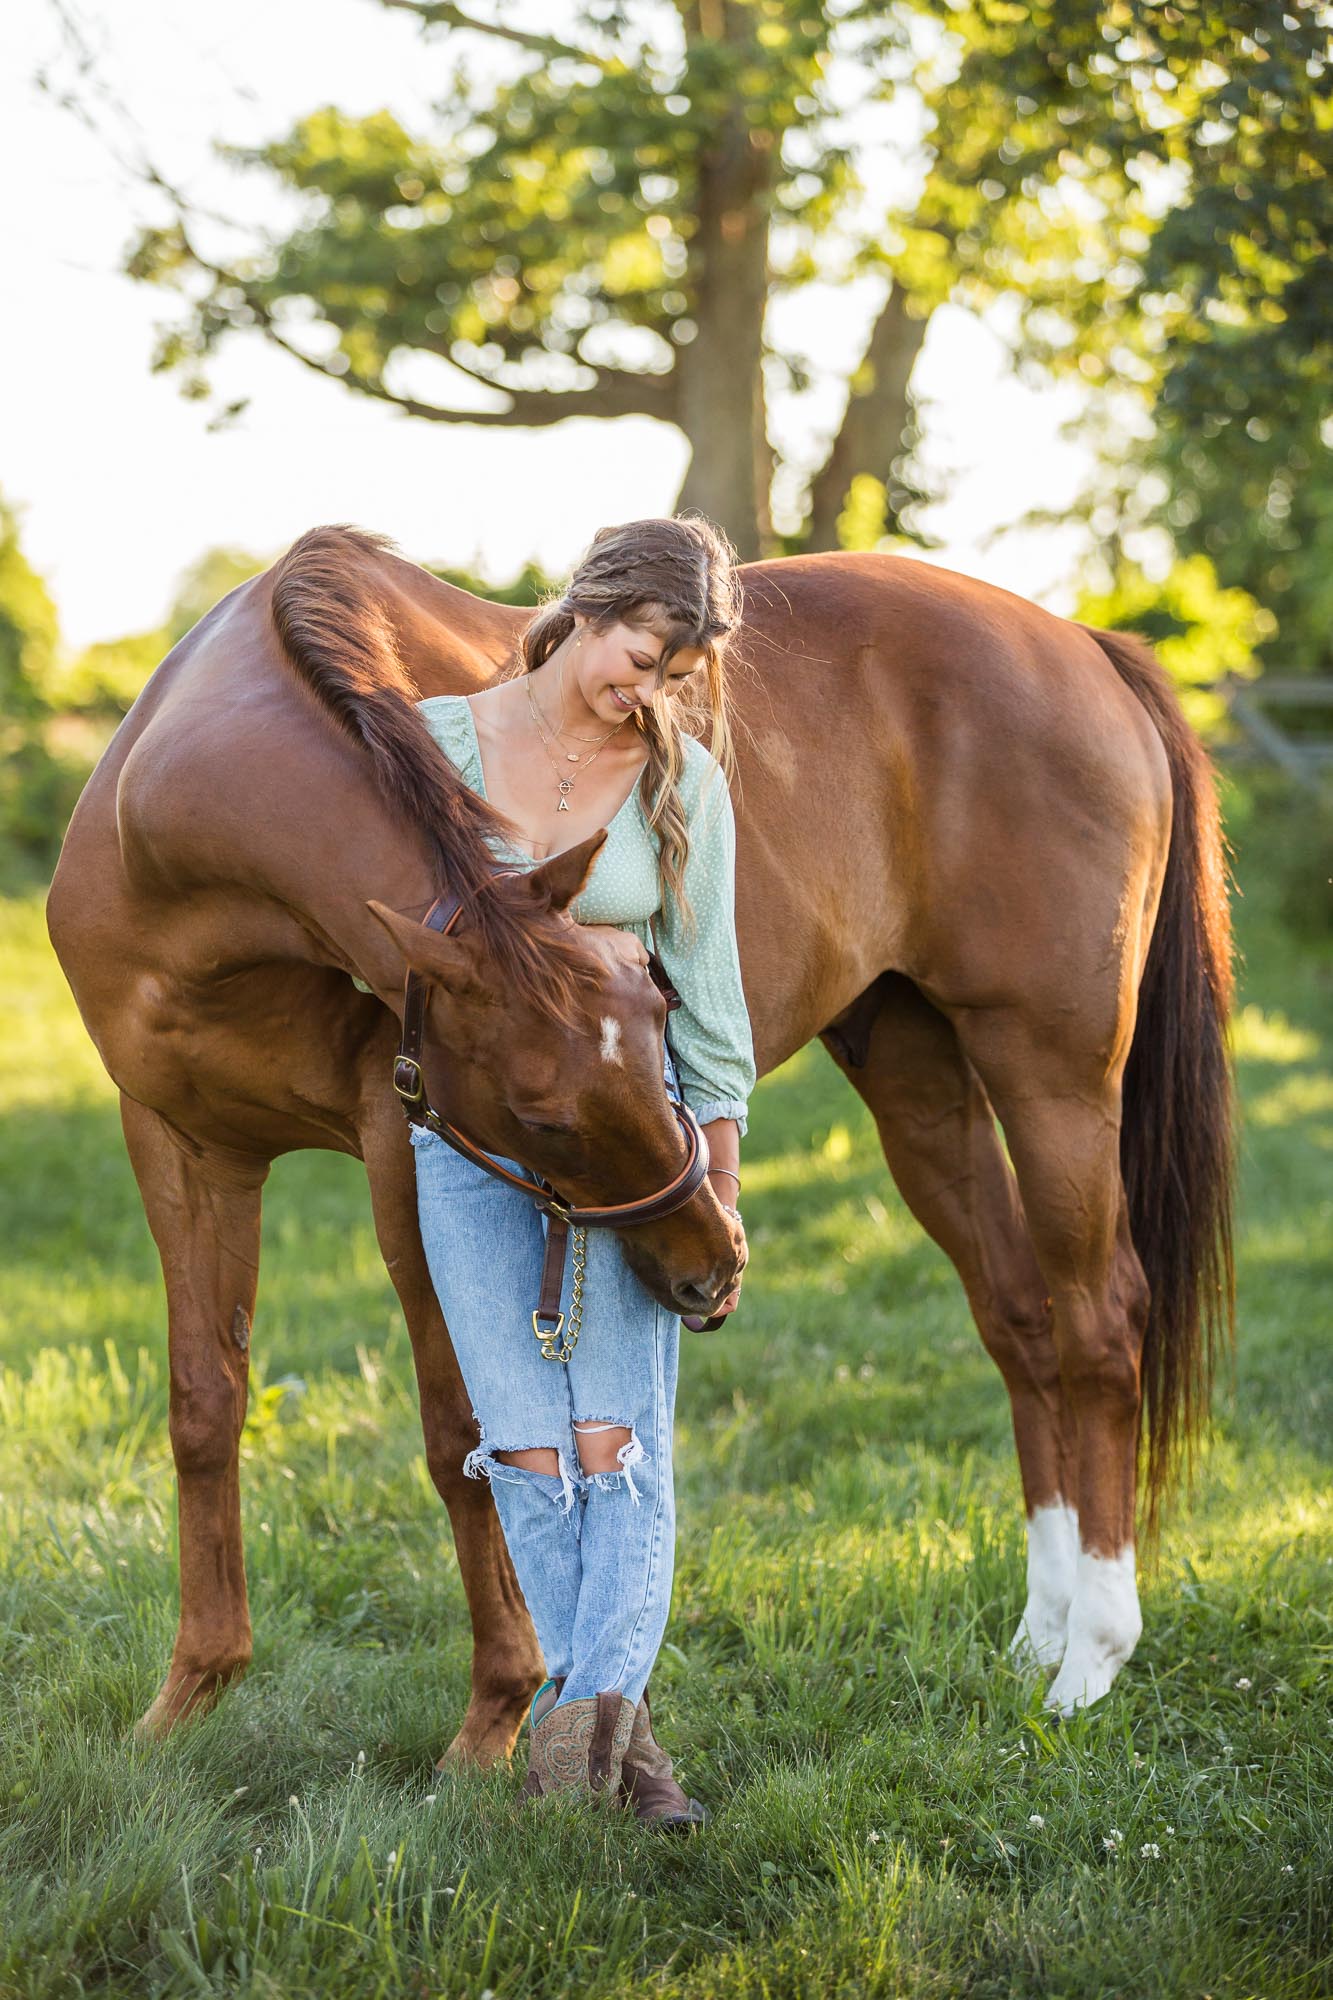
[525,659,629,813]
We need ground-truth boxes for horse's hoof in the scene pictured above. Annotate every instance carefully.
[1008,1611,1068,1673]
[133,1662,243,1740]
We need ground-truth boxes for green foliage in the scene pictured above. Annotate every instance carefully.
[51,549,269,727]
[1228,772,1333,944]
[125,9,856,421]
[914,1,1332,667]
[1,784,1331,1994]
[835,473,891,554]
[914,2,1330,405]
[1076,552,1273,734]
[0,532,273,866]
[0,493,59,718]
[55,628,171,717]
[165,546,268,646]
[0,493,84,868]
[427,553,565,608]
[1155,379,1333,675]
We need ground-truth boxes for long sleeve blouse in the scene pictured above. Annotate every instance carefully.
[404,694,756,1134]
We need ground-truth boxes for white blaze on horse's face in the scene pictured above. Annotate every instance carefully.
[599,1015,624,1066]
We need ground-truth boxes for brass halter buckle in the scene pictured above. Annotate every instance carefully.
[393,1055,425,1105]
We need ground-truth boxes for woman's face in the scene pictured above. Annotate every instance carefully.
[573,617,706,723]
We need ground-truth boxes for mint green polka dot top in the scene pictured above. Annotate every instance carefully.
[416,693,755,1135]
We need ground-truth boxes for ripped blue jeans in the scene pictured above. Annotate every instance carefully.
[411,1040,682,1709]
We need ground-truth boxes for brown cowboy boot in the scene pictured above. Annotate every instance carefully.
[619,1690,708,1828]
[522,1686,636,1802]
[519,1676,563,1799]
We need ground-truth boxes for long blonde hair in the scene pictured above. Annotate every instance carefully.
[507,513,743,945]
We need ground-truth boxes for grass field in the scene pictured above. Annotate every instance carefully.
[1,782,1329,1999]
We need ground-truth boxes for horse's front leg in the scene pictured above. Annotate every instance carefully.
[361,1106,543,1767]
[120,1094,266,1736]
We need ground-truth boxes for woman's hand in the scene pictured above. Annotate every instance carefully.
[681,1171,745,1327]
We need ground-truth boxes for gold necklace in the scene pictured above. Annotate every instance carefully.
[531,659,626,744]
[526,675,622,812]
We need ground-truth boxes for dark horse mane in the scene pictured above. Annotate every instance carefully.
[269,524,599,1021]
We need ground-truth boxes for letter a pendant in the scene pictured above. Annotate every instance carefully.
[557,778,572,812]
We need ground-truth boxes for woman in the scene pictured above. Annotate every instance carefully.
[410,514,756,1825]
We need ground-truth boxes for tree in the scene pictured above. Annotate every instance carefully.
[127,1,911,559]
[911,0,1331,667]
[119,0,1328,590]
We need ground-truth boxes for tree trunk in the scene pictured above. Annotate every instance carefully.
[672,7,776,557]
[804,285,929,553]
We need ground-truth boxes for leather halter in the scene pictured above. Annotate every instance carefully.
[392,887,720,1338]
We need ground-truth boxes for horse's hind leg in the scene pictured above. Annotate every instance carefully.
[824,977,1079,1670]
[956,1005,1149,1714]
[362,1110,544,1768]
[120,1094,266,1735]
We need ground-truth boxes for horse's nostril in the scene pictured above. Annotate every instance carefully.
[672,1282,712,1314]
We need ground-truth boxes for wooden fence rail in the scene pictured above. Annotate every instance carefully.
[1210,676,1333,793]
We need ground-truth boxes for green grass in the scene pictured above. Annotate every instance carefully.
[1,781,1329,1998]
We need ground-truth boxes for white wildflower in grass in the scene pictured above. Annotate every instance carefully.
[422,1794,437,1806]
[356,1750,367,1767]
[232,1785,248,1798]
[1140,1843,1162,1859]
[387,1851,397,1868]
[289,1795,299,1807]
[1282,1864,1295,1875]
[1164,1825,1175,1836]
[866,1830,882,1844]
[1103,1829,1123,1853]
[1029,1815,1045,1828]
[1236,1677,1252,1690]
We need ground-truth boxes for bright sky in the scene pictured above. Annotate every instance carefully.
[2,0,1093,650]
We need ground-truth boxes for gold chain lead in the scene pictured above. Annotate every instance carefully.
[532,1223,587,1363]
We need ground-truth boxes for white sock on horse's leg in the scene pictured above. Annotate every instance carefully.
[1045,1543,1143,1714]
[1010,1500,1079,1671]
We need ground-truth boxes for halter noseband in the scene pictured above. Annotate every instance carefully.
[391,887,719,1337]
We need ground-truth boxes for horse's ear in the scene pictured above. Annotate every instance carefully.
[365,900,479,993]
[525,829,608,913]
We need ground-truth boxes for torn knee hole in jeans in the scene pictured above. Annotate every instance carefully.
[572,1420,649,1504]
[462,1434,580,1513]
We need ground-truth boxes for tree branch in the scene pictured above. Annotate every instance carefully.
[375,0,611,67]
[170,208,676,426]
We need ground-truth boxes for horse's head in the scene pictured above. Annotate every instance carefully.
[367,833,744,1321]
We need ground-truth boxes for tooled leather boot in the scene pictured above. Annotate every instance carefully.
[519,1676,563,1798]
[521,1682,636,1802]
[619,1689,708,1828]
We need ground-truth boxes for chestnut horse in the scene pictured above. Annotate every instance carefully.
[46,528,1232,1756]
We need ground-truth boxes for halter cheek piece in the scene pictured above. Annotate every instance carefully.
[392,886,730,1334]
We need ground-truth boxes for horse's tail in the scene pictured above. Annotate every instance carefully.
[1079,623,1236,1532]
